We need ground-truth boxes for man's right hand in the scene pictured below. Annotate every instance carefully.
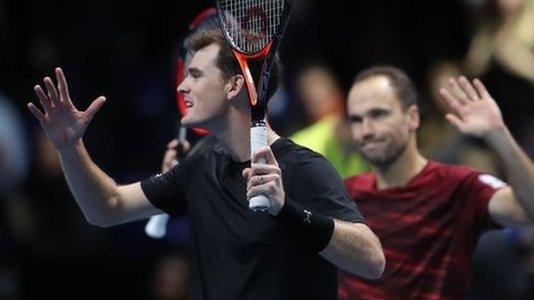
[27,67,106,150]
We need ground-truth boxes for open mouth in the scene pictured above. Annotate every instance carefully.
[185,99,193,108]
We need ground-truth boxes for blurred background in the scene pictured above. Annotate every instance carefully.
[0,0,533,299]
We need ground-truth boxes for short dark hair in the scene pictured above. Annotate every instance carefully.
[185,29,282,101]
[353,66,418,110]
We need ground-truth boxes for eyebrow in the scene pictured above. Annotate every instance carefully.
[348,108,390,120]
[368,107,389,114]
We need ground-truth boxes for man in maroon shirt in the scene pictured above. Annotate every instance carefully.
[339,66,534,299]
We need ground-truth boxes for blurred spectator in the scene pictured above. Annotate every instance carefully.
[0,91,29,196]
[149,250,189,300]
[290,65,369,178]
[464,0,534,155]
[465,0,534,82]
[0,90,28,299]
[0,0,531,297]
[473,227,534,299]
[421,61,501,176]
[6,131,104,256]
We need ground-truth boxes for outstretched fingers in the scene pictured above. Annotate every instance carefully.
[458,76,479,101]
[445,113,467,132]
[55,67,72,105]
[43,77,61,106]
[27,102,46,125]
[34,85,53,113]
[473,78,492,100]
[438,87,464,116]
[84,96,106,122]
[447,78,469,105]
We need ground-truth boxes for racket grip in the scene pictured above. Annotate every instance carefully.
[249,124,271,212]
[145,213,170,239]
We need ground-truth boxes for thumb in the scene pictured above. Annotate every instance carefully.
[167,139,179,149]
[84,96,106,122]
[242,167,252,179]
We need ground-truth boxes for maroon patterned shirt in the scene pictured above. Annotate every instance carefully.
[339,161,504,300]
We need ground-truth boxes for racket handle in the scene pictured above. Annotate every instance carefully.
[145,213,170,239]
[249,123,271,212]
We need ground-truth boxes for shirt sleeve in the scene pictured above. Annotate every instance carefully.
[140,163,188,217]
[458,171,507,232]
[287,152,365,223]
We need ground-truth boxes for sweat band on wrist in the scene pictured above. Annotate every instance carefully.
[275,197,335,252]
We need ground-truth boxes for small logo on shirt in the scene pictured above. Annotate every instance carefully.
[303,210,312,226]
[155,173,162,178]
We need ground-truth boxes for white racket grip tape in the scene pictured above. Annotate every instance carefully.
[249,124,271,212]
[145,213,170,239]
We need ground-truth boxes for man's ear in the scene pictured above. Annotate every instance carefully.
[407,104,420,131]
[226,74,246,100]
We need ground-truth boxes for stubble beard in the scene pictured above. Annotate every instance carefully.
[360,138,409,169]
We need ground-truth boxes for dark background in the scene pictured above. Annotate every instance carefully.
[0,0,533,299]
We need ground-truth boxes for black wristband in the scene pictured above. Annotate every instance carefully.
[275,197,335,252]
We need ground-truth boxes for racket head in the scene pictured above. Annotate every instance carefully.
[216,0,292,55]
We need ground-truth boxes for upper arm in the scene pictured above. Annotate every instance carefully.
[96,182,162,227]
[488,187,529,227]
[115,182,163,222]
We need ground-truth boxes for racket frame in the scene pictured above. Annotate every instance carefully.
[216,0,292,212]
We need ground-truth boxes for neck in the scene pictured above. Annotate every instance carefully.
[373,139,428,189]
[213,108,280,162]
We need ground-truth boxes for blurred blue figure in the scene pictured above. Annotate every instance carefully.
[0,91,29,195]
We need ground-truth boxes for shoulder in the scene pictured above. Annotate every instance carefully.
[273,137,326,166]
[426,160,478,182]
[170,135,221,175]
[425,160,506,193]
[274,138,343,187]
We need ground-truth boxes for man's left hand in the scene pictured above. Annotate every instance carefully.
[438,76,506,139]
[242,146,285,216]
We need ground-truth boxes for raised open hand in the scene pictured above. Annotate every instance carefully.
[27,68,106,150]
[438,76,505,139]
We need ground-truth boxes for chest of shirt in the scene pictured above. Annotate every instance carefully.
[184,160,291,253]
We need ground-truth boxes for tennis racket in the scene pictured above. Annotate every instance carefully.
[145,8,218,239]
[216,0,292,212]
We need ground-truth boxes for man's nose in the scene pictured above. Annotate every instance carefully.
[361,118,375,139]
[177,79,189,94]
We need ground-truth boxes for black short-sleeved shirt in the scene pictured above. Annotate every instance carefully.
[141,136,364,300]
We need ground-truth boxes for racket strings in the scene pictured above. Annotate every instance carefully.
[220,0,285,53]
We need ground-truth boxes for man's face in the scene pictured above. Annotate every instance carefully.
[347,76,417,167]
[178,44,229,128]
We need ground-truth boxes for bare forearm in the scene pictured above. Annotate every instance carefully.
[487,126,534,218]
[320,220,385,279]
[58,139,120,226]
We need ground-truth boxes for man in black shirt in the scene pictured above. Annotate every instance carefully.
[27,29,385,299]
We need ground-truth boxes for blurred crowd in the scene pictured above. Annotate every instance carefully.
[0,0,533,299]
